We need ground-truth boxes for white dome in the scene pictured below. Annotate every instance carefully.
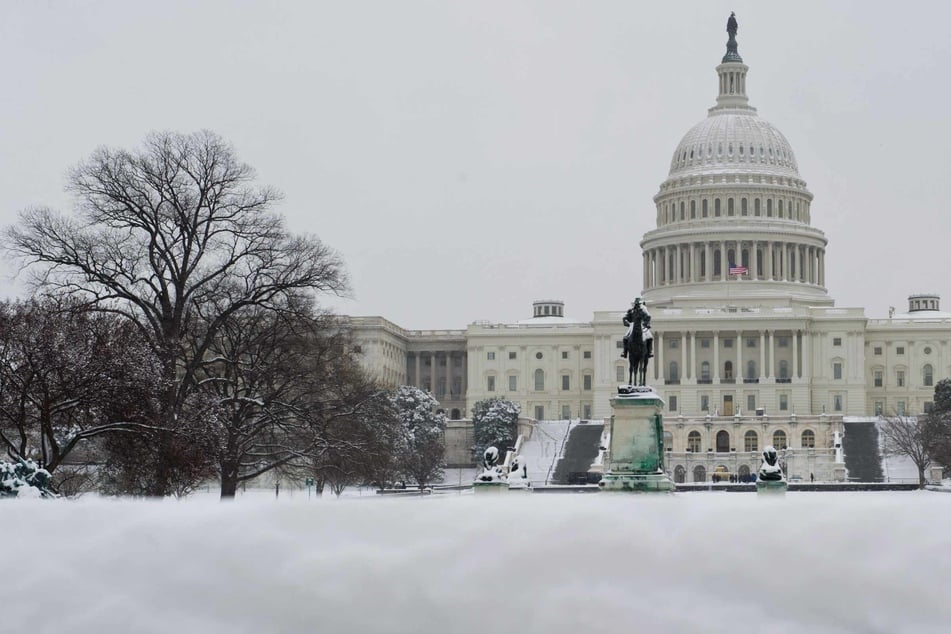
[668,113,800,179]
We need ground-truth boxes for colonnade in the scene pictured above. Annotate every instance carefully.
[410,351,468,399]
[650,329,808,384]
[642,240,825,289]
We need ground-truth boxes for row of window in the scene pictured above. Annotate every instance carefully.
[872,345,933,356]
[531,404,594,420]
[653,336,792,349]
[659,196,809,224]
[486,350,592,361]
[486,371,593,393]
[667,392,843,414]
[617,360,793,382]
[872,366,934,388]
[683,429,814,453]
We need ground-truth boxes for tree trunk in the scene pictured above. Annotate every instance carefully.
[919,465,927,489]
[220,462,239,499]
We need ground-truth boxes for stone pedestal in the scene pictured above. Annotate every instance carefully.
[472,480,509,494]
[598,387,675,493]
[755,479,788,494]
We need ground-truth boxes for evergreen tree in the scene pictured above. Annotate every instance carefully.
[471,397,520,461]
[393,386,446,489]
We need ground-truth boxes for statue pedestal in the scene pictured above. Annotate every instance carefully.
[755,479,788,494]
[598,387,674,493]
[472,480,509,494]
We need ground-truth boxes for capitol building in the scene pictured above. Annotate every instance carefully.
[344,20,950,482]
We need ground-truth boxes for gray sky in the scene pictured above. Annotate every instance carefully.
[2,1,949,329]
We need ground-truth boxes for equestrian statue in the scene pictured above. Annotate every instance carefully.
[621,298,653,386]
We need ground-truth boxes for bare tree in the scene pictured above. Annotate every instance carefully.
[0,297,161,482]
[5,131,348,495]
[201,302,386,498]
[879,415,932,488]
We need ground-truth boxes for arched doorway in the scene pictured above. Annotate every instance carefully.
[714,465,730,482]
[716,430,730,452]
[693,465,706,483]
[674,465,686,483]
[738,464,751,482]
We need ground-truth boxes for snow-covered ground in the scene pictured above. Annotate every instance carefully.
[5,491,950,633]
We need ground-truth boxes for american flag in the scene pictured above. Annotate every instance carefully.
[729,263,748,276]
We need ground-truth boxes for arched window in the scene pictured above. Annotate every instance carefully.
[693,465,706,482]
[779,360,789,379]
[690,200,696,218]
[738,464,751,479]
[728,198,735,216]
[715,199,721,216]
[714,251,722,276]
[674,465,686,483]
[534,369,544,391]
[741,198,748,215]
[744,430,758,452]
[700,361,711,381]
[450,408,461,420]
[724,360,734,380]
[754,198,761,215]
[801,429,815,448]
[687,431,702,452]
[772,430,787,449]
[716,430,730,452]
[663,431,673,451]
[767,199,773,216]
[924,364,934,387]
[668,361,679,382]
[747,360,756,380]
[680,201,685,220]
[702,199,708,217]
[778,199,784,217]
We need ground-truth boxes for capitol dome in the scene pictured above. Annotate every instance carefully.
[640,15,831,309]
[668,114,800,179]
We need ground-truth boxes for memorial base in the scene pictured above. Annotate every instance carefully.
[599,386,674,494]
[755,479,788,494]
[599,471,675,492]
[472,481,509,494]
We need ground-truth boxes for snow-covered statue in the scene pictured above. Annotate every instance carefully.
[507,454,530,489]
[621,298,653,387]
[758,446,785,482]
[476,446,505,483]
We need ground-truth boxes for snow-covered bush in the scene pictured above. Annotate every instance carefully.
[471,397,520,462]
[0,460,56,498]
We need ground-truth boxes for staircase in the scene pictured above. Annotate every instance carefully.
[551,422,605,484]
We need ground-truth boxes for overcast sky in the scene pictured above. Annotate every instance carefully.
[2,1,949,329]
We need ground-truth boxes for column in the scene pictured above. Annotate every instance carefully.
[713,331,721,382]
[720,241,727,281]
[690,331,697,381]
[801,332,811,379]
[643,252,649,289]
[446,352,453,398]
[656,332,665,382]
[759,331,766,380]
[752,240,759,280]
[738,330,744,382]
[705,242,712,282]
[819,250,825,286]
[681,332,687,381]
[414,353,421,387]
[430,352,437,392]
[689,243,696,283]
[793,331,800,379]
[768,241,774,280]
[674,244,681,283]
[768,331,775,378]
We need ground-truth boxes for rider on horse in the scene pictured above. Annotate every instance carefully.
[621,298,653,360]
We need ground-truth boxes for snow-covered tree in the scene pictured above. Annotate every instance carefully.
[880,415,932,488]
[393,386,446,490]
[471,397,520,461]
[0,459,55,498]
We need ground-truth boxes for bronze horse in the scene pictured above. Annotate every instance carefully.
[623,304,653,386]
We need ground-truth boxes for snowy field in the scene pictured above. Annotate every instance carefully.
[4,491,950,634]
